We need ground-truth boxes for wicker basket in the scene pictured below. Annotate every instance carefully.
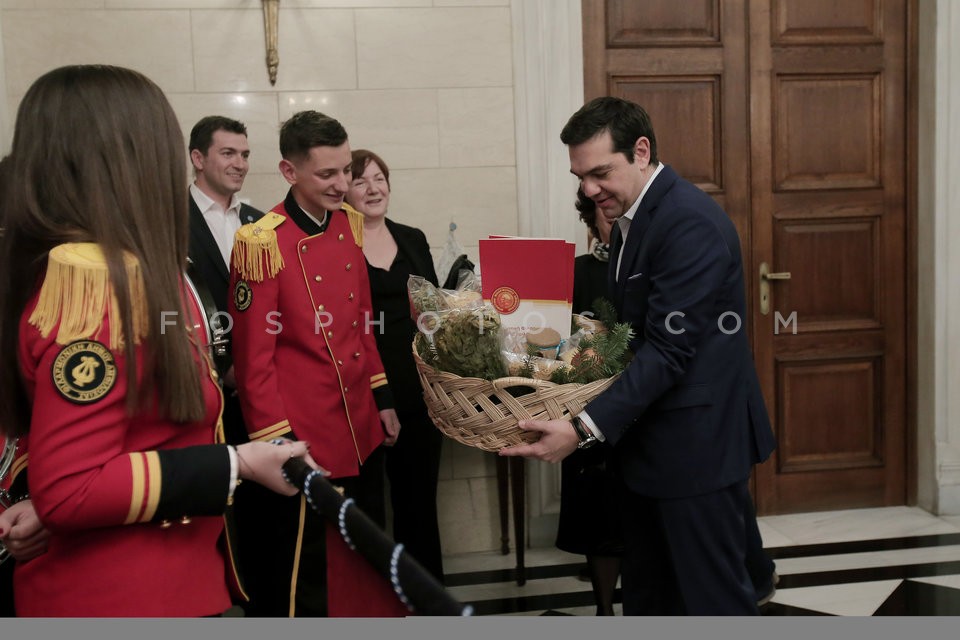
[412,342,619,452]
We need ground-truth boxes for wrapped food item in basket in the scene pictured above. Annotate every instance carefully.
[572,312,606,337]
[414,305,507,381]
[500,326,569,380]
[501,350,567,380]
[407,274,447,317]
[408,273,482,318]
[409,272,506,381]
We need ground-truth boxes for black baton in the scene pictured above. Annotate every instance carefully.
[282,456,473,616]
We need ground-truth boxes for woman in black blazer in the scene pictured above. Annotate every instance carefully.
[346,149,445,582]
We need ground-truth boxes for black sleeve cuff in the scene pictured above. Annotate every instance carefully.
[373,385,395,410]
[152,445,230,521]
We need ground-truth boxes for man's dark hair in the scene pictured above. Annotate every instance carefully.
[560,96,658,165]
[279,111,348,162]
[188,116,247,155]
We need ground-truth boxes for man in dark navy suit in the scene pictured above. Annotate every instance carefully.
[501,97,776,615]
[187,116,264,445]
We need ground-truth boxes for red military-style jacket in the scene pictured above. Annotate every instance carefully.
[13,243,241,617]
[229,193,392,478]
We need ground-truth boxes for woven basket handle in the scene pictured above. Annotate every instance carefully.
[490,376,557,392]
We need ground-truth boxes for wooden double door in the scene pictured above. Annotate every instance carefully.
[583,0,911,514]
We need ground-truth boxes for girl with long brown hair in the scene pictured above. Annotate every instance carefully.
[0,64,317,617]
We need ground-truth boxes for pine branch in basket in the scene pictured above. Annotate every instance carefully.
[591,297,619,330]
[549,321,634,385]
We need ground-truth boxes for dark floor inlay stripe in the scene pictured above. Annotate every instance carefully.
[760,602,832,616]
[446,562,585,587]
[446,534,960,588]
[468,589,834,616]
[468,588,619,616]
[874,580,960,616]
[779,559,960,590]
[767,533,960,560]
[467,581,960,616]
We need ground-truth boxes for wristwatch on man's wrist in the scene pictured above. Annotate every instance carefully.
[570,415,598,449]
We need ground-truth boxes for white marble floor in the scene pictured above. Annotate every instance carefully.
[444,506,960,616]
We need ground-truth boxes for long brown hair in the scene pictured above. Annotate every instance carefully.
[0,65,205,436]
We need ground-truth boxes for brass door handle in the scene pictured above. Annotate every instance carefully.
[759,262,790,315]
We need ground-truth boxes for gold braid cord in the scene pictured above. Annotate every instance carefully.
[342,203,364,248]
[231,212,286,282]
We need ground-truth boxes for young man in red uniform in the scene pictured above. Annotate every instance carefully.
[229,110,403,617]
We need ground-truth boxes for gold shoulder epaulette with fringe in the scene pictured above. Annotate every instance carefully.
[232,211,286,282]
[28,243,147,349]
[342,203,364,248]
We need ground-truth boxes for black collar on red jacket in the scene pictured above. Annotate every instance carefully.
[284,189,332,236]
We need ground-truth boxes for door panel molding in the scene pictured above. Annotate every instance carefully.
[773,218,881,329]
[772,0,883,45]
[606,0,721,47]
[776,356,884,472]
[610,74,723,190]
[773,73,883,191]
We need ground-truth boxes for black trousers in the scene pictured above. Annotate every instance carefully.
[221,392,251,447]
[744,495,776,598]
[620,480,760,615]
[385,411,444,582]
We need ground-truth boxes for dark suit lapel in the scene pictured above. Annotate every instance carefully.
[617,211,648,284]
[613,164,679,298]
[608,221,625,310]
[189,195,230,283]
[609,203,651,314]
[239,204,262,225]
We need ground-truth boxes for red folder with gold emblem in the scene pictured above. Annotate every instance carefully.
[478,236,575,339]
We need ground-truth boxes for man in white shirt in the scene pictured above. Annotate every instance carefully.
[187,116,264,444]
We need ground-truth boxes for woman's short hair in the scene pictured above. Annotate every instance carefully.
[350,149,390,189]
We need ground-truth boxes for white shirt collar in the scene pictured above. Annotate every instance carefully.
[300,208,329,230]
[615,162,665,281]
[618,161,665,236]
[190,182,242,216]
[190,182,244,268]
